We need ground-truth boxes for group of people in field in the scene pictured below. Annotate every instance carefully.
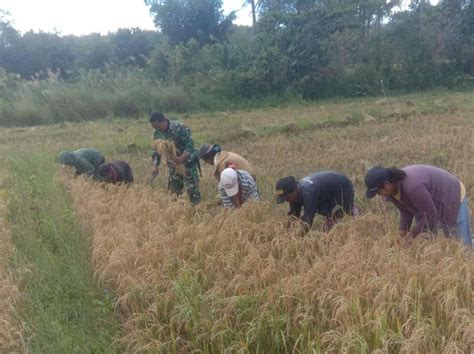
[58,111,472,248]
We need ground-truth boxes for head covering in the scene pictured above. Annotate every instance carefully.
[199,144,221,159]
[364,166,389,198]
[58,151,76,165]
[275,176,297,204]
[220,168,239,197]
[149,112,166,123]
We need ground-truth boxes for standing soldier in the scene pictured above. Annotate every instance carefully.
[150,112,201,205]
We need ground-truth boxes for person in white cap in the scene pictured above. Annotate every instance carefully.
[218,168,259,209]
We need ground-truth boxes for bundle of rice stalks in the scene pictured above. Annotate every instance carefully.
[152,139,186,176]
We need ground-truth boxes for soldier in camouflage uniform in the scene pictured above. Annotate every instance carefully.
[150,112,201,205]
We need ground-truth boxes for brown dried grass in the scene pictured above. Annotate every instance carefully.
[152,139,186,176]
[66,177,473,352]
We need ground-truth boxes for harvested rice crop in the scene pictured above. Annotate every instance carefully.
[152,139,187,176]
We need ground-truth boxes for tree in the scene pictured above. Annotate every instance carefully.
[145,0,235,45]
[112,28,158,67]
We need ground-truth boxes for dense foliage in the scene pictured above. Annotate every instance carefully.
[0,0,472,125]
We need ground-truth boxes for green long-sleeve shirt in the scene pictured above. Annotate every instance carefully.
[58,148,105,175]
[152,119,195,166]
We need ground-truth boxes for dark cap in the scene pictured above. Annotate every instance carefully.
[364,166,389,198]
[149,112,166,123]
[275,176,297,204]
[199,143,221,159]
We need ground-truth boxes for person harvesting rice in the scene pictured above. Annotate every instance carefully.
[364,165,472,247]
[199,143,256,181]
[150,112,201,205]
[276,171,357,234]
[58,148,105,176]
[219,167,259,209]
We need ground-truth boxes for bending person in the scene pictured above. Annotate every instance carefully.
[364,165,472,246]
[199,143,256,181]
[58,148,105,176]
[94,161,134,184]
[219,168,259,209]
[276,171,356,233]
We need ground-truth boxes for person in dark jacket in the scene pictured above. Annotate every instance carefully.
[58,148,105,176]
[94,161,134,184]
[276,171,357,233]
[365,165,472,247]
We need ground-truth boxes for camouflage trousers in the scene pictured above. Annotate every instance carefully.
[167,163,201,205]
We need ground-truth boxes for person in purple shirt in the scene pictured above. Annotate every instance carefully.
[364,164,472,247]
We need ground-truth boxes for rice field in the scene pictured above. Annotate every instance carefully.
[0,90,473,352]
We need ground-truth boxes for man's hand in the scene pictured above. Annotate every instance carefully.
[173,152,188,165]
[399,230,408,238]
[151,166,159,177]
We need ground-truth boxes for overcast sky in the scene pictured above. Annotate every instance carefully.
[0,0,440,36]
[0,0,253,36]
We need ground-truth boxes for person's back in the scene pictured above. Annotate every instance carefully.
[300,172,353,215]
[94,160,134,184]
[74,148,105,168]
[214,151,255,180]
[58,148,105,176]
[391,164,461,232]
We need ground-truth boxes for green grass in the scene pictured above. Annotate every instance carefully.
[5,154,121,353]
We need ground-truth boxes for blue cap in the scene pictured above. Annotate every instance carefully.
[364,166,389,198]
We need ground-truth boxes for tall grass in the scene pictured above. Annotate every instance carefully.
[0,164,24,352]
[0,67,205,126]
[6,154,122,352]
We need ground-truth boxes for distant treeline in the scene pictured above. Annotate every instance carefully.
[0,0,472,125]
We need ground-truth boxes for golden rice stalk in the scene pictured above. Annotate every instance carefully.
[152,140,186,176]
[65,174,473,353]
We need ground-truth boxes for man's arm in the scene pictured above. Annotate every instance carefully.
[301,190,317,228]
[245,174,259,201]
[218,184,235,209]
[74,157,95,176]
[397,204,414,235]
[176,124,194,162]
[408,186,438,237]
[288,202,302,218]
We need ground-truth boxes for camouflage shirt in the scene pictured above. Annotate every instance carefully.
[152,119,196,166]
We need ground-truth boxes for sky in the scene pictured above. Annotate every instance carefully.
[0,0,440,36]
[0,0,253,36]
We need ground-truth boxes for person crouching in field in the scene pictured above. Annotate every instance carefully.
[58,148,105,176]
[94,161,134,184]
[219,167,259,209]
[364,165,472,247]
[276,172,357,234]
[199,143,256,181]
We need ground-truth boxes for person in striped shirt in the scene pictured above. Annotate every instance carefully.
[218,168,259,209]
